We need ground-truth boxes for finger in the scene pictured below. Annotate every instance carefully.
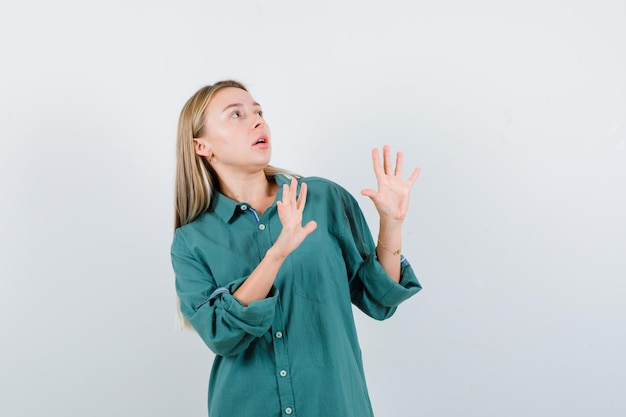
[291,178,300,208]
[406,167,421,187]
[383,145,391,175]
[303,220,318,235]
[395,151,404,177]
[282,183,291,206]
[285,182,296,210]
[371,148,383,178]
[360,188,376,199]
[297,182,308,210]
[290,178,300,201]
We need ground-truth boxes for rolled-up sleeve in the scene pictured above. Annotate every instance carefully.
[172,231,278,357]
[349,253,421,320]
[335,185,422,320]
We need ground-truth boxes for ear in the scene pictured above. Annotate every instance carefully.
[193,138,212,157]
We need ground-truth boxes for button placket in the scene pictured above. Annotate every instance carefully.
[272,305,295,417]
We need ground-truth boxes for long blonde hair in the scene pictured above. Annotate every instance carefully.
[174,80,296,328]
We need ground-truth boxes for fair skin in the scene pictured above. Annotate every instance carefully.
[194,87,420,306]
[193,87,277,212]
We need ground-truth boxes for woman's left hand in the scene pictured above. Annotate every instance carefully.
[361,145,420,223]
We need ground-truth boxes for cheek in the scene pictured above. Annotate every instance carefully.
[208,126,236,148]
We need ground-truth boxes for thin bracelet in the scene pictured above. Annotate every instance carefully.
[377,239,401,255]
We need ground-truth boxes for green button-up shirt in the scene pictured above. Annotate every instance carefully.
[172,174,421,417]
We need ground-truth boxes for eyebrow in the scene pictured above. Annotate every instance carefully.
[222,102,262,112]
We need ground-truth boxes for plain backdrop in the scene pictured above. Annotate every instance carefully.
[1,1,625,416]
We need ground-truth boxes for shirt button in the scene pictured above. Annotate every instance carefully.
[285,408,293,415]
[280,370,287,377]
[240,204,248,211]
[275,331,283,339]
[259,224,266,230]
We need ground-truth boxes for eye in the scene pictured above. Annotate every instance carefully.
[256,110,264,117]
[231,111,241,118]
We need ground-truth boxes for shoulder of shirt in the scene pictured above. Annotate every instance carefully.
[296,175,343,192]
[173,209,213,243]
[294,175,359,205]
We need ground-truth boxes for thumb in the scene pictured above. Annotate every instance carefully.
[361,189,376,198]
[303,220,318,235]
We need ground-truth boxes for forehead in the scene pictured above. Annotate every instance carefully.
[208,87,257,110]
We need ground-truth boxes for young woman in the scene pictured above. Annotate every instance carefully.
[172,80,422,417]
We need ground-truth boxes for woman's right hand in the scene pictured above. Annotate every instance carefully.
[272,178,317,259]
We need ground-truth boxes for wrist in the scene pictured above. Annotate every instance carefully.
[377,239,401,255]
[266,246,289,262]
[379,218,404,233]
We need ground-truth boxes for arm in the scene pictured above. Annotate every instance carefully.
[361,145,420,282]
[172,239,278,356]
[339,185,421,320]
[173,179,316,356]
[233,178,317,305]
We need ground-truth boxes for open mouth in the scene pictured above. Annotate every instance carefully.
[254,137,268,145]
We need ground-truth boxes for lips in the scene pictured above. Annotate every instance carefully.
[252,136,269,146]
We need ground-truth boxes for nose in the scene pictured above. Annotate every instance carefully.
[252,114,264,129]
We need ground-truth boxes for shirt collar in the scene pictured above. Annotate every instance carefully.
[210,173,295,223]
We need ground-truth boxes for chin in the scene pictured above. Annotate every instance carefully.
[250,159,272,172]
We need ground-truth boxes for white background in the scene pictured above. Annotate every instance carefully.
[1,1,625,416]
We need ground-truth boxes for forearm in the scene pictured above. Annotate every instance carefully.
[233,179,318,306]
[376,219,403,283]
[232,247,287,306]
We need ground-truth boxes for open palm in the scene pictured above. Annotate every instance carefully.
[361,145,420,222]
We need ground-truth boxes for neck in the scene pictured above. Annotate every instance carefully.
[217,169,277,211]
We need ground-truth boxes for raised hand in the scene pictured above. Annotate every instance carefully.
[361,145,420,223]
[274,178,318,258]
[233,178,317,305]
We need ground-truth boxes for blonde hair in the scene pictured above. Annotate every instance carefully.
[174,80,297,329]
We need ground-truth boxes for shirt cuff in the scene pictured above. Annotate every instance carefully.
[204,276,279,330]
[360,253,422,307]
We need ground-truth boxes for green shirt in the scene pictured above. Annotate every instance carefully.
[171,174,421,417]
